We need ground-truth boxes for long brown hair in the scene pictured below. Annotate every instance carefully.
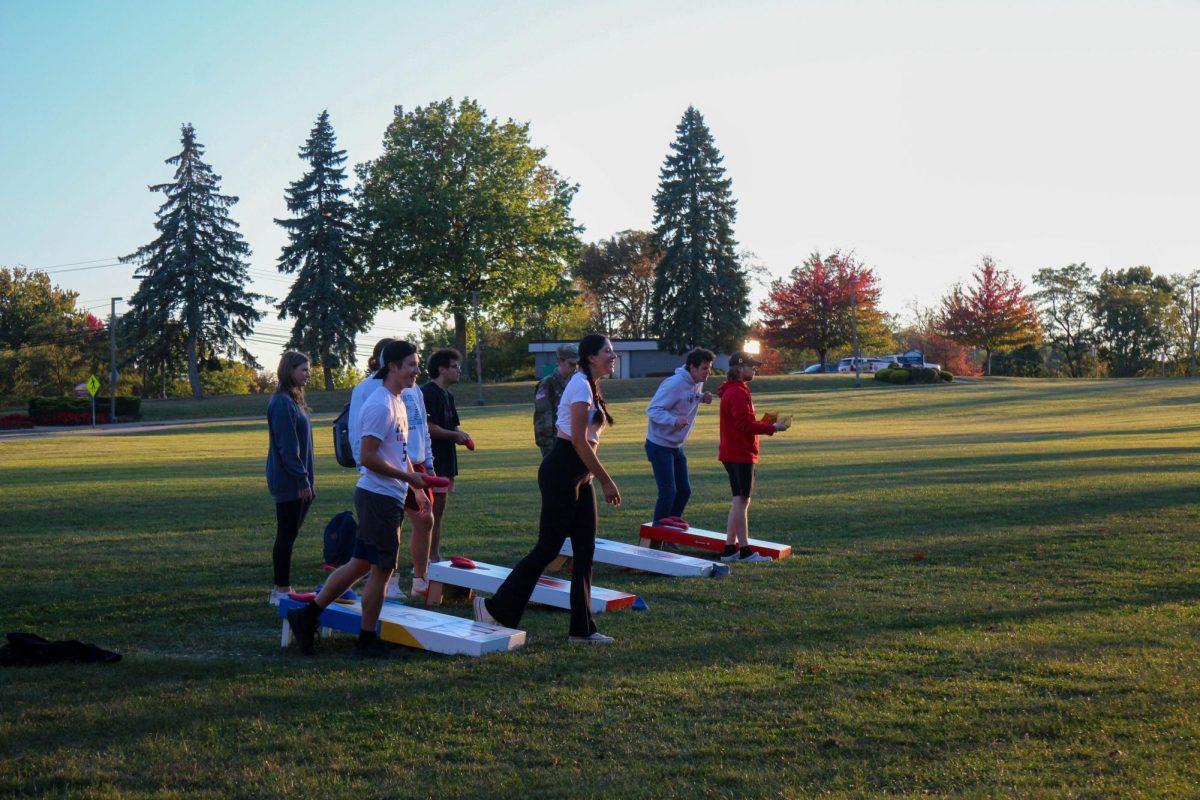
[578,334,614,426]
[276,350,311,410]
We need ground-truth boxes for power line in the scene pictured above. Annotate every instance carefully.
[26,256,120,270]
[44,261,129,275]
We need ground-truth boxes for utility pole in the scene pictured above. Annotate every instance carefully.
[109,297,122,420]
[472,290,484,406]
[850,272,861,389]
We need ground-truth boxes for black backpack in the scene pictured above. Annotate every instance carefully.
[333,402,356,468]
[322,511,357,568]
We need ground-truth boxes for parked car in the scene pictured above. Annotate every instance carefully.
[836,357,888,373]
[793,362,837,374]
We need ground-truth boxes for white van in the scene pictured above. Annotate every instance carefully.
[837,357,888,373]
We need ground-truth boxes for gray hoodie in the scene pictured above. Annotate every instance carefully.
[645,366,705,448]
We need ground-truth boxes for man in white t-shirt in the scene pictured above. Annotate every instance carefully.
[287,340,431,659]
[348,338,393,466]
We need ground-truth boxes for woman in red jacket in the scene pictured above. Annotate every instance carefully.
[717,352,791,562]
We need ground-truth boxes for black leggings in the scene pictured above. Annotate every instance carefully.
[486,439,598,637]
[273,497,312,587]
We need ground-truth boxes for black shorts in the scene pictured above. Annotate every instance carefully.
[723,461,756,498]
[353,487,403,569]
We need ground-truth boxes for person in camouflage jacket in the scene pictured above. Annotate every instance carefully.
[533,342,579,456]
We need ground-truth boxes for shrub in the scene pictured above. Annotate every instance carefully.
[873,369,894,382]
[940,371,954,382]
[36,411,109,426]
[0,413,34,430]
[28,395,140,421]
[887,369,912,384]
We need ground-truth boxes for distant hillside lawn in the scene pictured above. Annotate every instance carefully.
[2,377,1198,798]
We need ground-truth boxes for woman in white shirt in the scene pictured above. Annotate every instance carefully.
[474,334,622,644]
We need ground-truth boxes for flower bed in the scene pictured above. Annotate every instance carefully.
[0,413,35,430]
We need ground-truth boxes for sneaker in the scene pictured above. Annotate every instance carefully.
[473,596,497,625]
[719,550,741,563]
[269,587,293,606]
[568,632,614,645]
[385,576,406,601]
[410,577,429,596]
[738,551,774,563]
[352,638,403,660]
[286,605,319,655]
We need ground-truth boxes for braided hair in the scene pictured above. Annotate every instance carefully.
[577,334,614,427]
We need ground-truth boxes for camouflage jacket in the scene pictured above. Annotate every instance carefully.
[533,370,570,453]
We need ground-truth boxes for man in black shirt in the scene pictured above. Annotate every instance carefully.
[421,349,471,564]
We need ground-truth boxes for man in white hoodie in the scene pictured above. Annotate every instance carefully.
[644,347,715,531]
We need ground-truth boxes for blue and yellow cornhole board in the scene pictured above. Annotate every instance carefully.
[277,596,525,657]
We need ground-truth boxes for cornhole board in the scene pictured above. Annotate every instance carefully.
[426,559,638,614]
[637,522,792,560]
[276,596,525,657]
[559,537,729,577]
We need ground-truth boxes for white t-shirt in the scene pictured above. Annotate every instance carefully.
[348,376,382,464]
[355,385,411,502]
[400,386,434,469]
[556,372,606,444]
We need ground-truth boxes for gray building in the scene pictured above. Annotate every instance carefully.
[529,339,730,379]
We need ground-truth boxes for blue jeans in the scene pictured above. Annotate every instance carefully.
[644,439,691,522]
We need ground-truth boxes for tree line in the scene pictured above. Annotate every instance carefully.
[746,252,1198,378]
[3,99,1197,404]
[1,100,752,401]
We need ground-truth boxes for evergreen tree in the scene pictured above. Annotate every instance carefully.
[276,110,367,390]
[122,124,263,399]
[652,106,749,354]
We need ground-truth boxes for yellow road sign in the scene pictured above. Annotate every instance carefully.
[87,375,100,396]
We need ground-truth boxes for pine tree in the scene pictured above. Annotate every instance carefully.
[122,124,263,399]
[652,106,749,354]
[276,110,367,390]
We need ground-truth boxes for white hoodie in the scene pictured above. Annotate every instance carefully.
[645,366,705,448]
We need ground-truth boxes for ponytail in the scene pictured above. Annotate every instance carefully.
[577,334,614,426]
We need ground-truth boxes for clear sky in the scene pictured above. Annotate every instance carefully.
[2,0,1198,365]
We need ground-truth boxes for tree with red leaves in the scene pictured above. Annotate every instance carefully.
[758,251,885,370]
[937,257,1041,375]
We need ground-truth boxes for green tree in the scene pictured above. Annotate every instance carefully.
[574,230,661,339]
[276,111,368,391]
[1168,271,1200,375]
[652,106,749,354]
[0,267,103,402]
[122,124,264,399]
[1033,263,1097,378]
[1091,267,1175,377]
[357,98,580,365]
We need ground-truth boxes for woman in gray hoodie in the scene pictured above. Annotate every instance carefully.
[266,350,315,605]
[644,347,715,526]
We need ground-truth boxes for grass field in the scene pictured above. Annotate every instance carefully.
[2,377,1199,798]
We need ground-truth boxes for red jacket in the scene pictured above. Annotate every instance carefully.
[717,379,775,463]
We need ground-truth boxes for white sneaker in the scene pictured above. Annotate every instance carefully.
[411,577,430,596]
[473,596,497,624]
[269,587,292,606]
[738,551,773,563]
[719,550,741,563]
[385,576,406,600]
[568,632,614,645]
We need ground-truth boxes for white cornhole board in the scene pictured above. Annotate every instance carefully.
[638,522,792,560]
[560,537,727,577]
[277,596,525,657]
[427,559,638,613]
